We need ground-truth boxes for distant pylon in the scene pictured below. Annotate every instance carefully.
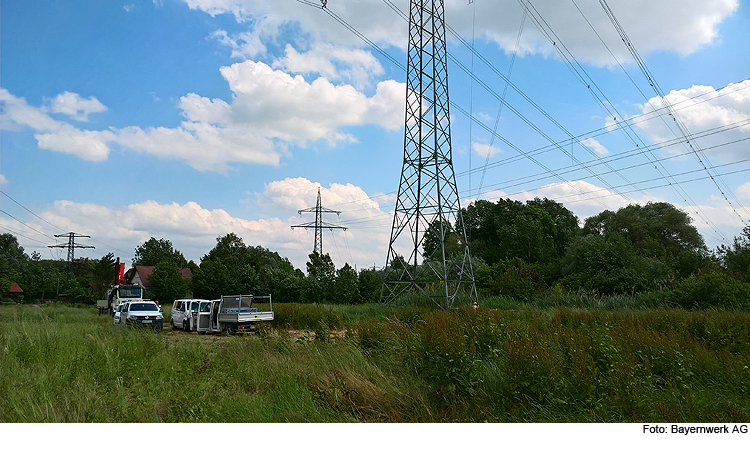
[381,0,477,309]
[291,187,347,255]
[48,232,95,274]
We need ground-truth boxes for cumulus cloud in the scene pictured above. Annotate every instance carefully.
[186,0,738,66]
[579,137,609,156]
[2,178,394,270]
[273,43,384,89]
[633,80,750,161]
[0,61,405,171]
[48,91,107,121]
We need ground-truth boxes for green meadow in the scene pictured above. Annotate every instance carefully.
[1,302,749,422]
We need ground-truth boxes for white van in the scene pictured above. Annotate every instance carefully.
[171,299,205,332]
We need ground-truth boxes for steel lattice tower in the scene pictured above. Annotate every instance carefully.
[291,188,347,255]
[48,232,95,274]
[381,0,477,308]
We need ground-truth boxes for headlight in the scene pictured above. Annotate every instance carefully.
[157,315,163,320]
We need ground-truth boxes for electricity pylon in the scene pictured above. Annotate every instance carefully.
[291,187,347,255]
[48,232,95,274]
[381,0,477,309]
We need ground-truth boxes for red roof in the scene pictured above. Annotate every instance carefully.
[10,282,23,293]
[124,265,192,287]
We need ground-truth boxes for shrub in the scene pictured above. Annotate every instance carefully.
[667,271,750,310]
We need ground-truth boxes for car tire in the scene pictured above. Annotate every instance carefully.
[197,331,205,335]
[184,320,190,332]
[170,319,176,330]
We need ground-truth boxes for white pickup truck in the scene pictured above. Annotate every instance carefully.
[196,294,274,335]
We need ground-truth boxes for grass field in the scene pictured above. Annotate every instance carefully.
[1,302,749,422]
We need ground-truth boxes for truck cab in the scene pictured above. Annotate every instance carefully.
[100,284,145,315]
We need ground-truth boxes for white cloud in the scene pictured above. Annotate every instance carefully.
[0,174,7,185]
[0,61,405,171]
[634,80,750,161]
[123,4,135,12]
[186,0,739,66]
[4,178,393,270]
[48,91,107,121]
[472,142,501,158]
[178,93,230,124]
[209,29,266,59]
[480,179,658,220]
[579,137,609,156]
[273,43,384,89]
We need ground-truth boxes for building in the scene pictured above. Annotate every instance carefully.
[123,265,193,297]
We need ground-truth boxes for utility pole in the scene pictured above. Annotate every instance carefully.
[291,187,347,255]
[48,232,95,275]
[381,0,477,309]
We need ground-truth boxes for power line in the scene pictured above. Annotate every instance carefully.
[599,0,748,227]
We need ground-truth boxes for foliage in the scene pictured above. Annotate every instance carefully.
[193,234,304,301]
[0,233,27,300]
[667,271,750,310]
[462,198,579,266]
[148,260,189,305]
[583,202,710,279]
[300,252,337,303]
[475,259,546,301]
[334,263,360,304]
[560,233,671,294]
[133,237,188,267]
[719,226,750,282]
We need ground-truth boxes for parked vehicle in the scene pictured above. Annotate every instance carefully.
[171,299,204,331]
[113,302,128,325]
[119,301,163,331]
[196,295,274,335]
[98,284,146,315]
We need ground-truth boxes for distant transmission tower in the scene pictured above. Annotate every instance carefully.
[381,0,477,308]
[48,232,95,274]
[291,188,347,255]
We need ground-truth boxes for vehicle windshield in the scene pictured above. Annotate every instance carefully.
[118,286,142,298]
[129,303,158,312]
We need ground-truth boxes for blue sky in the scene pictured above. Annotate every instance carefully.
[1,0,749,271]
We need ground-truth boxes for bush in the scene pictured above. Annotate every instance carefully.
[667,271,750,310]
[475,259,546,301]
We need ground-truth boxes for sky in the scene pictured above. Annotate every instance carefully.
[1,0,749,273]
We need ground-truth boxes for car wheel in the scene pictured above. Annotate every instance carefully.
[170,319,176,330]
[224,324,235,336]
[197,331,205,335]
[184,320,190,332]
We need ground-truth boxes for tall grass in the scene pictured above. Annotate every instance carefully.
[2,303,748,422]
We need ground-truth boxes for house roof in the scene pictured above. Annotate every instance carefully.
[10,282,23,293]
[124,265,192,287]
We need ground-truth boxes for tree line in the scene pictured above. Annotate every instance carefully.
[2,198,749,308]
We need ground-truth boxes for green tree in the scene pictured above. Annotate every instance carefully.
[358,267,383,303]
[301,252,336,303]
[334,263,360,304]
[582,202,709,279]
[0,233,27,300]
[148,260,189,305]
[560,233,670,294]
[719,226,750,281]
[133,237,188,267]
[192,234,262,299]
